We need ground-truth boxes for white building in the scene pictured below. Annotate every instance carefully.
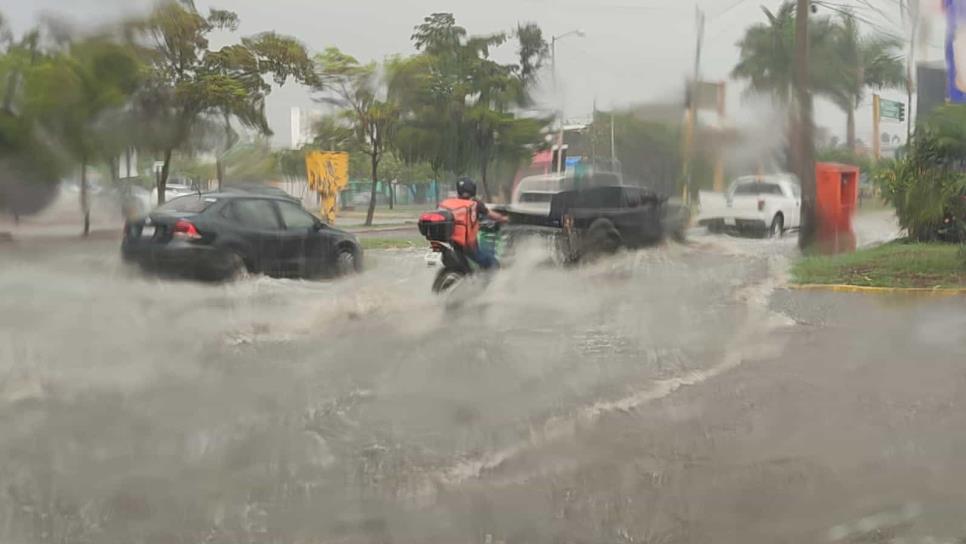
[290,107,324,149]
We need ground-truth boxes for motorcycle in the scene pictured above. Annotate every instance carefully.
[419,211,501,295]
[428,240,476,294]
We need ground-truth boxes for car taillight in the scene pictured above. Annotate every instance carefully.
[758,199,765,212]
[173,219,201,240]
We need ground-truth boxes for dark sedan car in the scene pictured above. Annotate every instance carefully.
[122,193,362,281]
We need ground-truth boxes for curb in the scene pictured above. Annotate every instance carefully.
[790,284,966,296]
[348,225,418,235]
[0,229,121,244]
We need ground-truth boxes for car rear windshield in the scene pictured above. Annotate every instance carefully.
[733,182,785,196]
[158,195,217,214]
[733,183,759,195]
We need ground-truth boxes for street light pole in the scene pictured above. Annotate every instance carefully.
[683,6,706,204]
[551,30,584,175]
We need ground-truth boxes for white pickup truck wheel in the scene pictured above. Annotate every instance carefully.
[769,214,785,238]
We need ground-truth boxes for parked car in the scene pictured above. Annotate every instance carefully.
[697,175,801,237]
[150,183,196,204]
[122,192,362,281]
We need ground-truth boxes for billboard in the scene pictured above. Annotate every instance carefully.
[919,62,948,121]
[947,0,966,103]
[305,151,349,223]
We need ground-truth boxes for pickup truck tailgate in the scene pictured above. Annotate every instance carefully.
[697,191,729,222]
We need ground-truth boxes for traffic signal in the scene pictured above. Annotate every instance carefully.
[898,103,906,123]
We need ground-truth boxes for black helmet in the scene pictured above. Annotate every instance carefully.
[456,177,477,199]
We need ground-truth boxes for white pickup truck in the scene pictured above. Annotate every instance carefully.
[697,175,802,237]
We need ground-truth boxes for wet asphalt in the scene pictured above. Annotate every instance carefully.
[1,213,964,543]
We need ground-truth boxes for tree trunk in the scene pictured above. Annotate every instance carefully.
[80,159,90,237]
[388,180,395,210]
[786,110,800,172]
[433,170,440,207]
[795,0,817,251]
[479,160,491,202]
[2,69,20,115]
[110,156,119,183]
[216,157,225,192]
[365,153,379,227]
[158,148,173,205]
[846,101,856,152]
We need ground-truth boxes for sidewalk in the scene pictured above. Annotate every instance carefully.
[1,192,125,245]
[0,223,122,245]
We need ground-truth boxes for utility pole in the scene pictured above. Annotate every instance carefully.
[610,112,617,165]
[795,0,817,250]
[902,0,919,143]
[683,6,705,204]
[550,30,585,176]
[873,94,882,160]
[552,35,562,175]
[591,98,598,167]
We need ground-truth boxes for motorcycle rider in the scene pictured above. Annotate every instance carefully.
[438,177,508,270]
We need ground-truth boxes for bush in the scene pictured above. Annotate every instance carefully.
[875,127,966,242]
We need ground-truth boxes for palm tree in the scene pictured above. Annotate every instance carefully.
[731,1,840,106]
[731,1,840,171]
[828,12,905,151]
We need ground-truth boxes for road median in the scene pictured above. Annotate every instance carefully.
[791,242,966,294]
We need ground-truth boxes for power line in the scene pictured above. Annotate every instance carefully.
[813,1,903,38]
[709,0,752,20]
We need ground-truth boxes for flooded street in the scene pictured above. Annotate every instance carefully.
[2,229,965,543]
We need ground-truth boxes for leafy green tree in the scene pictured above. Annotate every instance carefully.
[828,12,905,151]
[392,44,462,201]
[313,47,401,225]
[23,36,141,234]
[131,1,314,204]
[400,14,549,200]
[732,1,843,173]
[877,105,966,241]
[0,20,65,221]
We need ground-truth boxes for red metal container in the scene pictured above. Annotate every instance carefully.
[814,162,860,253]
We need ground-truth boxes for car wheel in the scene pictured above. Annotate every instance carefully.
[769,214,784,238]
[432,269,464,294]
[335,247,359,276]
[224,252,248,282]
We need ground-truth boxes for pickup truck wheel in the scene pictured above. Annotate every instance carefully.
[584,219,621,259]
[769,214,785,238]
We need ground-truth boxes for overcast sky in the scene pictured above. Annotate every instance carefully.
[0,0,946,148]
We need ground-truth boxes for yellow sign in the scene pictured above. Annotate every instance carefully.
[305,151,349,224]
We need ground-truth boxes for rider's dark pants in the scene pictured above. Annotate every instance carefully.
[465,244,498,270]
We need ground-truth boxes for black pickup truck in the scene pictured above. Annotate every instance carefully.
[502,185,688,263]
